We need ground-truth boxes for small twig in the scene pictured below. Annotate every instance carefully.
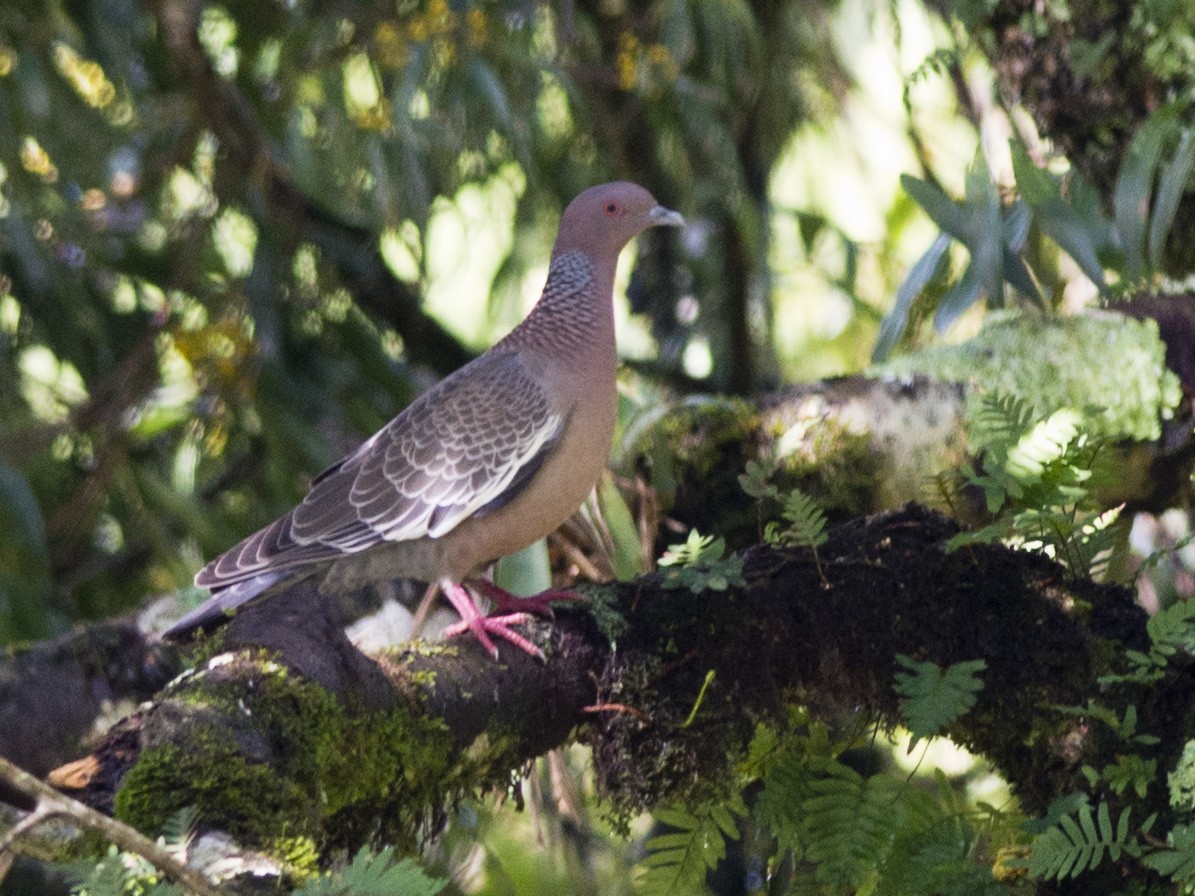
[408,581,440,641]
[549,529,606,582]
[581,703,651,722]
[680,670,716,728]
[0,756,222,896]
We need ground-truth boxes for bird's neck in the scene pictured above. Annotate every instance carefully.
[503,249,616,355]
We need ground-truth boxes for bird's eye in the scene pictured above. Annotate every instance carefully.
[604,202,621,216]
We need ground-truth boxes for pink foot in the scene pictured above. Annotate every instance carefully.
[440,581,544,660]
[468,577,583,618]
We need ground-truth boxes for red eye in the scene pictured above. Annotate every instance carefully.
[605,202,621,216]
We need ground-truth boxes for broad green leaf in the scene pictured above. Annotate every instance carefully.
[1148,127,1195,270]
[1035,198,1109,290]
[1002,249,1042,305]
[932,263,981,332]
[902,174,971,241]
[494,538,551,596]
[1114,108,1177,280]
[873,232,949,361]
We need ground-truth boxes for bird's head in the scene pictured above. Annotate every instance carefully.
[553,181,684,259]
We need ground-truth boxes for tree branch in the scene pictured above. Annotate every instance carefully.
[31,505,1174,890]
[0,755,223,896]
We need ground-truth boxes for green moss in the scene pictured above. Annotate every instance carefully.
[622,396,759,504]
[114,653,459,856]
[772,418,879,518]
[115,738,311,841]
[274,836,321,880]
[871,311,1182,442]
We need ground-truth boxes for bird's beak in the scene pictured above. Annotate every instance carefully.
[649,205,685,228]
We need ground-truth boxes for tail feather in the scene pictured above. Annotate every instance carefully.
[164,570,296,640]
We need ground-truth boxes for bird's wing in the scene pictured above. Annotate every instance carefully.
[196,351,565,589]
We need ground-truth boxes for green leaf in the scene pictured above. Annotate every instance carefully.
[292,846,444,896]
[1148,127,1195,270]
[1114,108,1178,281]
[738,457,780,501]
[1008,139,1058,205]
[495,538,552,596]
[874,232,950,362]
[658,530,746,593]
[597,473,647,580]
[1027,803,1133,881]
[1037,198,1110,290]
[932,262,981,332]
[902,174,970,240]
[765,489,828,549]
[1010,140,1110,289]
[638,800,743,895]
[1001,248,1042,305]
[1003,408,1081,482]
[894,656,986,743]
[802,764,902,890]
[1142,823,1195,882]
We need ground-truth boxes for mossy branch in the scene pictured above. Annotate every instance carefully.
[27,504,1179,889]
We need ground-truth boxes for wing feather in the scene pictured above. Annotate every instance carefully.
[196,351,564,590]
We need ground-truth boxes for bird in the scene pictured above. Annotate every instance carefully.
[166,182,684,659]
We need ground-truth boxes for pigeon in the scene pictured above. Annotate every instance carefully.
[166,182,684,658]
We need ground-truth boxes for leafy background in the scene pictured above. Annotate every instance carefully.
[3,0,1195,893]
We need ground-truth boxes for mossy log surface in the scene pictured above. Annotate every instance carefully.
[47,504,1187,886]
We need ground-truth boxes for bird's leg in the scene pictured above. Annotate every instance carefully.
[467,576,583,619]
[439,580,544,660]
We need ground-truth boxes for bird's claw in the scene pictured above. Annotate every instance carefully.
[440,581,545,660]
[468,578,583,619]
[443,612,543,661]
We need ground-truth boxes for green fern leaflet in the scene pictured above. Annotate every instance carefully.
[638,799,745,896]
[894,656,986,745]
[291,846,445,896]
[1027,801,1134,881]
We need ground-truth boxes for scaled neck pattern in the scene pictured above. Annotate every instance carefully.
[504,250,603,355]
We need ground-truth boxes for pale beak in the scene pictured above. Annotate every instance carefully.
[649,205,685,228]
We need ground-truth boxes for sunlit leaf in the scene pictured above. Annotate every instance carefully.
[874,232,949,361]
[1113,107,1177,281]
[1148,127,1195,270]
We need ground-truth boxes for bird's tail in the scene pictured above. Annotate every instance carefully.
[163,570,298,640]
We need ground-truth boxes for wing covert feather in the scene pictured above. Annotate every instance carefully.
[198,351,564,589]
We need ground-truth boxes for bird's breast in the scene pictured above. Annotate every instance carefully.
[448,349,618,567]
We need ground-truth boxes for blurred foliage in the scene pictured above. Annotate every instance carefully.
[3,0,1195,893]
[0,0,849,636]
[877,107,1195,358]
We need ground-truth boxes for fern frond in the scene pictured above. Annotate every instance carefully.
[755,751,814,854]
[159,805,199,850]
[894,656,986,744]
[659,530,722,567]
[1004,408,1082,483]
[1142,823,1195,883]
[907,47,958,87]
[1027,801,1133,881]
[292,846,444,896]
[68,846,182,896]
[1103,598,1195,684]
[1058,504,1123,579]
[658,530,745,593]
[967,392,1035,460]
[801,764,901,890]
[70,853,131,896]
[738,457,780,501]
[638,799,744,896]
[774,489,828,548]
